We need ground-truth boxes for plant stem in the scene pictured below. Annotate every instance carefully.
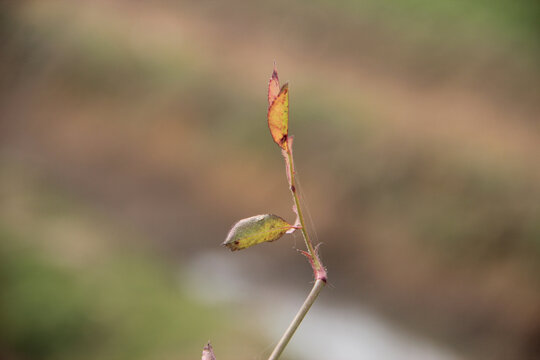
[266,142,328,360]
[267,279,326,360]
[285,147,326,280]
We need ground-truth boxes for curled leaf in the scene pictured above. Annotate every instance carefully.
[267,83,289,150]
[268,63,280,106]
[223,214,293,251]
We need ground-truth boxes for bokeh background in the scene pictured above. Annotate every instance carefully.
[1,1,540,359]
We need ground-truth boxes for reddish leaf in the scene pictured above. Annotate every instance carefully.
[268,63,280,106]
[267,83,289,150]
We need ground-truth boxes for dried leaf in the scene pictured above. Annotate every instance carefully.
[268,63,280,106]
[267,83,289,150]
[223,214,293,251]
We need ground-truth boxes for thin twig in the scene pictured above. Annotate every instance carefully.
[284,143,326,281]
[267,279,326,360]
[267,140,327,360]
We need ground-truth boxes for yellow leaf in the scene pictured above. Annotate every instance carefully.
[223,214,293,251]
[267,83,289,150]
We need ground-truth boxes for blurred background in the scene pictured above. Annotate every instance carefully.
[1,1,540,359]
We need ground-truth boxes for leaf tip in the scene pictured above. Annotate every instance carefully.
[268,63,281,106]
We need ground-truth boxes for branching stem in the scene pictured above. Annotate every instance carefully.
[267,143,327,360]
[285,146,326,281]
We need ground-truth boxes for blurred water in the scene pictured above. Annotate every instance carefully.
[185,251,461,360]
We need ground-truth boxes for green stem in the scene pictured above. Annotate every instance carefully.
[286,148,325,279]
[267,279,326,360]
[266,142,327,360]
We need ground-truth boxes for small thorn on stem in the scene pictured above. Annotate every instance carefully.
[297,245,327,283]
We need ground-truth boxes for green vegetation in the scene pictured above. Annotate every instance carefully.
[0,170,257,360]
[314,0,540,44]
